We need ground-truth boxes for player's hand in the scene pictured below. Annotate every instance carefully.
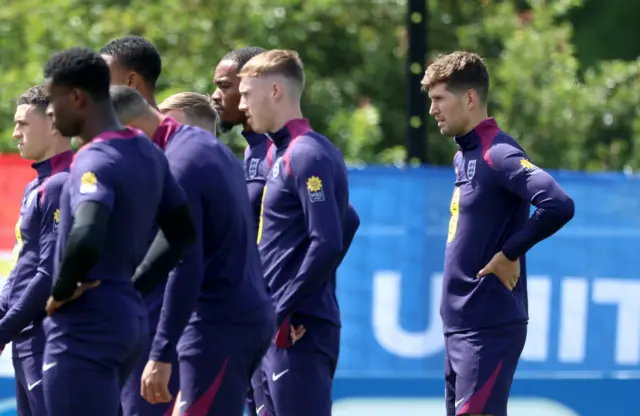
[290,325,306,345]
[45,281,101,315]
[274,320,306,348]
[141,360,173,404]
[477,251,520,291]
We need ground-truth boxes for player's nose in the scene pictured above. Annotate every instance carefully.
[12,127,21,140]
[211,88,222,104]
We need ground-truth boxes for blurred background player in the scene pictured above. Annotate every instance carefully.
[238,49,360,416]
[422,51,575,416]
[158,92,218,134]
[100,35,182,416]
[212,47,272,236]
[41,47,195,416]
[0,85,73,416]
[101,35,161,109]
[109,86,274,416]
[211,45,270,416]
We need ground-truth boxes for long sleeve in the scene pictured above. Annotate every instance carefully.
[0,273,16,320]
[132,167,193,295]
[149,159,204,364]
[276,151,344,325]
[53,155,115,301]
[490,143,575,260]
[340,204,360,263]
[0,178,64,343]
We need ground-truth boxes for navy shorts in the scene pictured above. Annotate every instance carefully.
[257,315,340,416]
[445,322,527,416]
[171,319,273,416]
[13,353,46,416]
[43,315,148,416]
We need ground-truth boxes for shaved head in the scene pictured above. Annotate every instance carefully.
[109,85,152,124]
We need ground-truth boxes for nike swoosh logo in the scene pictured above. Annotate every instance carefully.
[455,398,465,407]
[256,404,265,414]
[272,369,289,381]
[179,400,188,408]
[43,362,57,372]
[27,379,42,391]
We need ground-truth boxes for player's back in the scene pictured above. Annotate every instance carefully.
[166,125,271,325]
[55,129,171,320]
[259,120,350,326]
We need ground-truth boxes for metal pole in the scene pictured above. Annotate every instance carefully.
[406,0,428,164]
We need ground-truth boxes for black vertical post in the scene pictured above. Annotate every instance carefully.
[406,0,428,164]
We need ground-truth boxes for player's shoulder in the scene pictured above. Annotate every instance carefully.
[72,143,114,169]
[41,171,70,195]
[289,131,339,160]
[169,125,238,171]
[287,133,346,180]
[485,130,528,168]
[24,177,40,194]
[169,125,220,154]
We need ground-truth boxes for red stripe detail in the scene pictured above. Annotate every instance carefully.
[458,360,503,414]
[49,150,73,174]
[474,117,501,168]
[152,117,181,150]
[281,119,311,177]
[163,398,176,416]
[38,179,49,206]
[266,145,274,167]
[274,315,292,348]
[282,137,302,177]
[265,140,273,158]
[284,118,311,139]
[183,357,229,416]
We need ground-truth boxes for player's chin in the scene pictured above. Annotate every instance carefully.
[247,118,266,134]
[54,123,77,139]
[439,127,453,137]
[16,146,28,159]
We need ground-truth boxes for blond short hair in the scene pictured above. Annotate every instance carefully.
[237,49,305,88]
[422,51,490,102]
[159,92,218,133]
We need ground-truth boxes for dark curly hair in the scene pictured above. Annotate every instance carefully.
[100,36,162,87]
[43,47,111,100]
[221,46,266,71]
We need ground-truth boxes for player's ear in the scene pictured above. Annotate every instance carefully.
[271,81,280,101]
[71,88,85,109]
[127,72,139,88]
[466,89,478,109]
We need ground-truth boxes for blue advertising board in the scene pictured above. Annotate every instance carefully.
[0,166,637,415]
[334,166,640,414]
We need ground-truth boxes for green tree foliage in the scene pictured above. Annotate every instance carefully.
[0,0,407,163]
[1,0,639,171]
[453,0,640,171]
